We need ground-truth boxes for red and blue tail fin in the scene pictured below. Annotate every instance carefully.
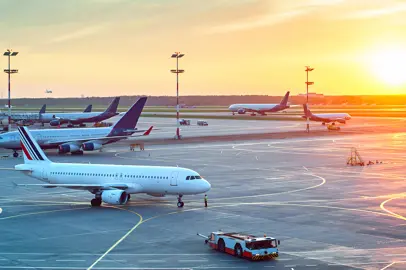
[17,127,50,164]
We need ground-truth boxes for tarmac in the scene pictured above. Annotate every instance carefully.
[0,118,405,270]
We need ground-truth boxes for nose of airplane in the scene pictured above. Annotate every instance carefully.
[202,179,211,192]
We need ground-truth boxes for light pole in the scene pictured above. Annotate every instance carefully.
[171,52,185,140]
[3,49,19,132]
[305,66,314,133]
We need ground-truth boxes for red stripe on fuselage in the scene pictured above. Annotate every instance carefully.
[20,141,33,160]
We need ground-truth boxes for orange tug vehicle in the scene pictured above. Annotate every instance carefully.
[197,231,280,260]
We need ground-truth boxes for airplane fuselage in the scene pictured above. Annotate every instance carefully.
[303,113,352,123]
[228,104,289,114]
[16,162,211,196]
[0,127,114,150]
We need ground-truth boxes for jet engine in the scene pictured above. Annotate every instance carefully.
[102,190,129,205]
[337,119,346,124]
[147,193,166,197]
[82,142,102,151]
[50,119,61,126]
[237,108,246,114]
[58,143,80,154]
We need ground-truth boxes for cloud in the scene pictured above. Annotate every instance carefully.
[204,0,346,34]
[48,24,108,44]
[342,3,406,19]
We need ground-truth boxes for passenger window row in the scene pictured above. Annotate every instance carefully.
[186,175,202,180]
[50,172,169,180]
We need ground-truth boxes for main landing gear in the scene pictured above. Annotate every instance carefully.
[91,194,102,207]
[177,194,184,208]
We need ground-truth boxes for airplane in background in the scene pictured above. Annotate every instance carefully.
[0,97,152,157]
[228,91,291,116]
[42,97,120,127]
[302,104,352,125]
[14,126,211,207]
[0,104,47,127]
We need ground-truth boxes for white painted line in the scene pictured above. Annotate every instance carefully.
[178,259,209,262]
[138,260,166,263]
[18,259,46,262]
[56,260,86,262]
[305,265,317,267]
[101,259,127,262]
[285,266,296,268]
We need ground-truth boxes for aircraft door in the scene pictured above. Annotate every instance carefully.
[42,169,48,182]
[170,171,178,186]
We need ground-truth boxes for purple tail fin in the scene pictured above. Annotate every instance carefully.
[279,91,290,106]
[104,97,120,114]
[303,104,312,117]
[112,97,147,131]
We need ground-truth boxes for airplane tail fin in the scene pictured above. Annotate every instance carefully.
[39,104,46,114]
[18,127,51,164]
[83,104,92,113]
[103,97,120,114]
[110,97,147,132]
[303,104,312,117]
[280,91,290,106]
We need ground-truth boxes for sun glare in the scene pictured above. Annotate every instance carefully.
[370,49,406,86]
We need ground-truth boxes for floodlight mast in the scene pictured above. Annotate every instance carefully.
[171,52,185,140]
[3,49,19,131]
[305,66,314,133]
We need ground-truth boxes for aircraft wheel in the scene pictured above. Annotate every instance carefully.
[127,194,131,201]
[71,151,84,155]
[13,152,19,158]
[91,198,102,207]
[177,201,184,208]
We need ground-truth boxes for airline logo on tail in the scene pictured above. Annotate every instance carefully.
[18,127,49,162]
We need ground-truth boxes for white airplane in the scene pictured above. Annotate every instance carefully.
[228,91,291,116]
[14,126,211,207]
[302,104,352,125]
[41,97,120,127]
[0,104,46,127]
[0,97,151,157]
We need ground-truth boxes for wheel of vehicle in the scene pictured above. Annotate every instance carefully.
[218,239,225,253]
[177,202,183,208]
[234,244,243,258]
[13,152,18,158]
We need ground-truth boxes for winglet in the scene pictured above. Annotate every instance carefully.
[143,126,153,136]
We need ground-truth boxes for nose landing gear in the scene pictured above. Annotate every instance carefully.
[177,194,184,208]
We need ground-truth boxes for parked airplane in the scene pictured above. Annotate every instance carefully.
[302,104,352,125]
[42,97,120,127]
[0,104,47,127]
[14,126,211,207]
[0,97,151,157]
[228,91,291,116]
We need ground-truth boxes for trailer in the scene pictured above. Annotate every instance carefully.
[197,231,280,260]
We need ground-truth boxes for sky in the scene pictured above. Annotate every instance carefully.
[1,0,406,98]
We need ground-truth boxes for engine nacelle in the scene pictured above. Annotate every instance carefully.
[237,108,246,114]
[58,143,80,154]
[102,190,129,205]
[147,193,166,197]
[50,119,61,126]
[337,119,346,124]
[82,142,102,151]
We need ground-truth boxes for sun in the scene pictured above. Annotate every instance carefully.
[370,48,406,86]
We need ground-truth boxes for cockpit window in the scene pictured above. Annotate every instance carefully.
[186,176,190,180]
[195,176,201,179]
[0,136,2,139]
[190,176,195,180]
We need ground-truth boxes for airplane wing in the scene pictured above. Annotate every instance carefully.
[14,183,128,190]
[43,126,153,145]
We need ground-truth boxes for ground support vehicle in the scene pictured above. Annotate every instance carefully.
[197,231,280,260]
